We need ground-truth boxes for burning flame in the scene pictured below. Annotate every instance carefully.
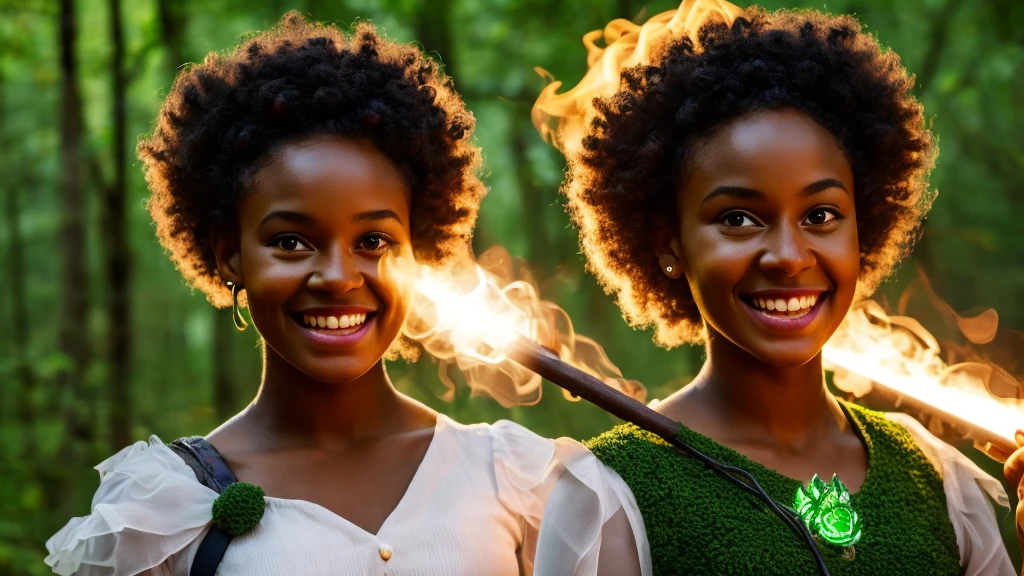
[825,300,1024,449]
[532,0,742,156]
[401,247,645,408]
[401,248,1021,449]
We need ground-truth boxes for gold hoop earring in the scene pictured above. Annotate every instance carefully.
[227,281,248,331]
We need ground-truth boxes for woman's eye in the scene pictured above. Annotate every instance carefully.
[357,233,391,252]
[805,208,839,226]
[271,235,311,252]
[720,212,759,228]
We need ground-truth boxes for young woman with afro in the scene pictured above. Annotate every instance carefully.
[532,1,1017,575]
[43,13,633,576]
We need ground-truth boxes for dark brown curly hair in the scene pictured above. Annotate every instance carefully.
[139,13,485,308]
[559,8,935,347]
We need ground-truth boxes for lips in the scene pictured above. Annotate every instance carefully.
[288,306,378,339]
[739,290,829,329]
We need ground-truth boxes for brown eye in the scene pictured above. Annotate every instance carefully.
[270,235,311,252]
[357,233,391,252]
[720,211,759,228]
[804,208,838,226]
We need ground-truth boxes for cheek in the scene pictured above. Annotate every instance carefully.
[239,244,302,305]
[372,250,416,324]
[682,227,752,300]
[826,223,861,287]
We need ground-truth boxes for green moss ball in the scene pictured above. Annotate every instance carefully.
[211,482,266,536]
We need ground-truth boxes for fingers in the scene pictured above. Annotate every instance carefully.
[1005,431,1024,496]
[980,440,1013,463]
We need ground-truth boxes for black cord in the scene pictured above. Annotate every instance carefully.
[666,436,833,576]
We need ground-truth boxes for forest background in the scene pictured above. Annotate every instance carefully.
[1,0,1022,572]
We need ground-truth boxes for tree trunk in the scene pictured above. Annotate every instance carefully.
[58,0,90,438]
[1,74,34,448]
[157,0,184,74]
[106,0,132,448]
[415,0,456,79]
[510,111,552,269]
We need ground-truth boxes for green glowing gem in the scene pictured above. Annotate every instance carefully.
[212,482,267,536]
[794,474,862,547]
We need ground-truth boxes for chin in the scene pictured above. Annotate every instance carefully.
[748,340,825,369]
[296,357,382,385]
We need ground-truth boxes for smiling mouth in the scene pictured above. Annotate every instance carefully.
[292,312,375,333]
[742,293,827,320]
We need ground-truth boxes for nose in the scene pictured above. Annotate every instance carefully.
[758,221,816,277]
[306,246,364,294]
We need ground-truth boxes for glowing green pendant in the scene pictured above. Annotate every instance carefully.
[794,474,862,548]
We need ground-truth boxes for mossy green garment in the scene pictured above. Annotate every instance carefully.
[586,402,960,575]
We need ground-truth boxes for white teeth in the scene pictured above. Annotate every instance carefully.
[302,313,370,330]
[749,294,823,313]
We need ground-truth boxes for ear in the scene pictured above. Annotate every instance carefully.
[211,229,243,286]
[652,218,684,279]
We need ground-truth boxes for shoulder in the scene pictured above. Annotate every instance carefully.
[45,437,217,576]
[586,424,672,467]
[879,410,1010,507]
[437,415,555,465]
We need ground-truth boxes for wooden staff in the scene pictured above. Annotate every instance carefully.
[507,337,681,440]
[509,335,1017,458]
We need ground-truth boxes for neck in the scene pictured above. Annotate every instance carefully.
[686,329,846,448]
[244,345,409,448]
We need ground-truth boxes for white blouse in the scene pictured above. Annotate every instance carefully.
[44,414,640,576]
[46,410,1010,575]
[534,410,1016,576]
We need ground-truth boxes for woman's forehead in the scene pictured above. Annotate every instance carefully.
[681,109,853,202]
[243,136,411,223]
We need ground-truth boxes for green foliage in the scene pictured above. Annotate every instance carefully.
[0,0,1021,573]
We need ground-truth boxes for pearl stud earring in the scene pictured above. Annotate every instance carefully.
[666,266,673,273]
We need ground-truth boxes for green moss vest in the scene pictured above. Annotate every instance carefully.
[586,402,960,575]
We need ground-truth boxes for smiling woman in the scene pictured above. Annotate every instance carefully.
[41,12,621,576]
[533,1,1015,575]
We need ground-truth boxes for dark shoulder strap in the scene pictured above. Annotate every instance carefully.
[169,436,238,492]
[168,436,239,576]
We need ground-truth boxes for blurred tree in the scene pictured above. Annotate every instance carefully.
[103,0,131,450]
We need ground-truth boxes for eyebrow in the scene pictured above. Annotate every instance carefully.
[352,209,403,224]
[258,209,403,228]
[699,178,850,206]
[258,210,317,227]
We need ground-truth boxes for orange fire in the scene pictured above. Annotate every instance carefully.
[399,249,1022,450]
[400,247,644,408]
[825,301,1023,450]
[532,0,742,157]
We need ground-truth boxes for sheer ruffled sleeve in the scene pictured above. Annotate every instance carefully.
[533,440,650,576]
[488,420,650,576]
[44,436,217,576]
[886,412,1015,576]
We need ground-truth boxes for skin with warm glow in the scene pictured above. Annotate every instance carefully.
[222,136,414,384]
[653,109,869,490]
[208,136,437,536]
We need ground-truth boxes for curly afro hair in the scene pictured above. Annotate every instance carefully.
[140,13,485,308]
[561,8,935,347]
